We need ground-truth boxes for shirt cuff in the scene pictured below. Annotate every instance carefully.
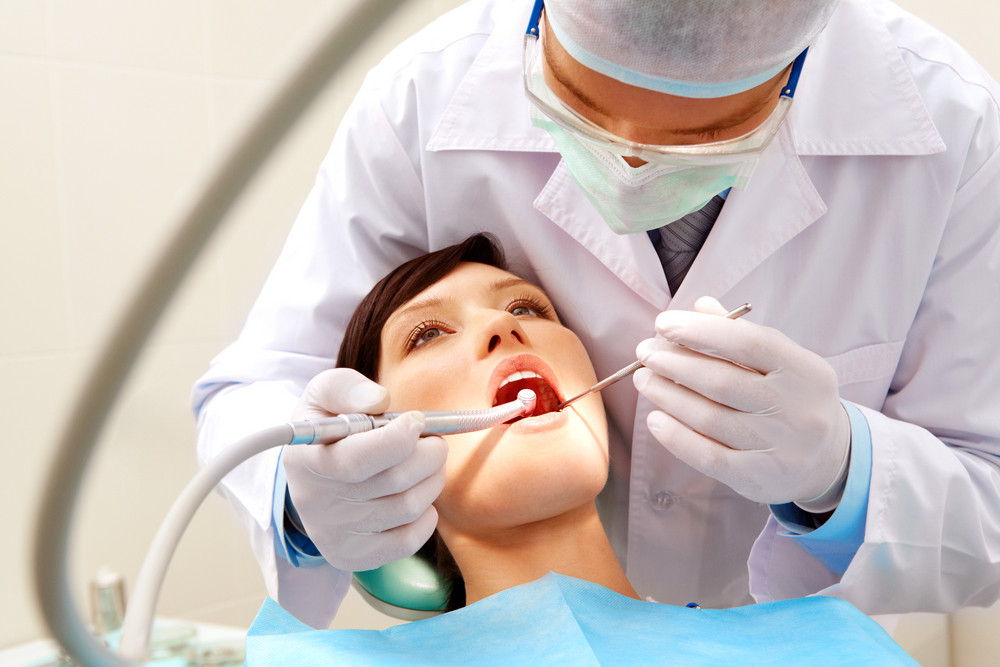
[273,448,326,568]
[768,400,872,575]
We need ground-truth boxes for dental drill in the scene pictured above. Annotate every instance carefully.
[115,390,537,660]
[289,388,538,444]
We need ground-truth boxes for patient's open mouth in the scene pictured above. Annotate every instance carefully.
[493,370,561,421]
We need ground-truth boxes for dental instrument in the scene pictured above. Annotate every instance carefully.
[33,1,416,665]
[289,389,537,444]
[115,389,536,660]
[555,303,752,411]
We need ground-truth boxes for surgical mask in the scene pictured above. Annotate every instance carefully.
[532,108,758,234]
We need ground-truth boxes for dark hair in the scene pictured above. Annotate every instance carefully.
[336,233,508,611]
[337,233,508,381]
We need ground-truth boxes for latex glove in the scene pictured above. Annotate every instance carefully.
[283,368,447,572]
[633,297,850,507]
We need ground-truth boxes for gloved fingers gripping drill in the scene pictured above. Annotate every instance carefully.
[283,368,448,572]
[634,297,850,507]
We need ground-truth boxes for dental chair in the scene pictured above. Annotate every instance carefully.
[352,543,450,620]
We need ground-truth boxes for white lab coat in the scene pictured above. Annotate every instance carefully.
[194,0,1000,627]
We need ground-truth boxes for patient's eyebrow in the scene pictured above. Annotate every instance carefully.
[386,276,543,334]
[389,295,453,326]
[489,276,535,292]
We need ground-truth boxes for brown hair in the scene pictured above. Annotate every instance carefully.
[336,233,508,611]
[337,233,508,381]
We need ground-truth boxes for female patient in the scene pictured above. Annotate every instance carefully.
[246,234,914,665]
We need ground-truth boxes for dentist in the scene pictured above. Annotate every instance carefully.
[194,0,1000,627]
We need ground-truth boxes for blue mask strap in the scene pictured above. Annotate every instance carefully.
[526,0,544,36]
[781,48,809,99]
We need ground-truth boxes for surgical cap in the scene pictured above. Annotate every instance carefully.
[545,0,840,98]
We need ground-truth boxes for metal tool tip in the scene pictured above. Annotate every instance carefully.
[516,389,537,416]
[726,303,752,319]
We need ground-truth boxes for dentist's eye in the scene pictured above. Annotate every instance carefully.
[405,320,451,351]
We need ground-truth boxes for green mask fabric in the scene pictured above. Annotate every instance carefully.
[531,108,758,234]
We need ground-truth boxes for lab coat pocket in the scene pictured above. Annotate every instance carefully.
[823,341,905,406]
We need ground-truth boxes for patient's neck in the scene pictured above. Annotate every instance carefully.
[440,502,638,605]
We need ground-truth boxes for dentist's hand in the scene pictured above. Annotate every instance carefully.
[634,297,850,507]
[282,368,447,572]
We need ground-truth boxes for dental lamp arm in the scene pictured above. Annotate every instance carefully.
[32,0,417,664]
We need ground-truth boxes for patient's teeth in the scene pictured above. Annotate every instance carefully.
[498,370,542,388]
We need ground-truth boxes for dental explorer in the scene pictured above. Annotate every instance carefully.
[555,303,752,411]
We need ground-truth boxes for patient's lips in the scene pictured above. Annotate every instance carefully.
[488,355,568,433]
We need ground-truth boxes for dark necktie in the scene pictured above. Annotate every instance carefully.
[647,194,725,294]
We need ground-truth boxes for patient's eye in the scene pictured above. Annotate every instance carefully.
[406,320,451,352]
[508,295,554,320]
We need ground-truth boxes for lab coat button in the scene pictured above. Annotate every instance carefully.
[652,491,676,510]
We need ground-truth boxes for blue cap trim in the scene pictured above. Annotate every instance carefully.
[547,11,795,98]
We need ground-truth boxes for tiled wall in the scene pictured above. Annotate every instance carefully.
[2,0,999,663]
[1,0,463,648]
